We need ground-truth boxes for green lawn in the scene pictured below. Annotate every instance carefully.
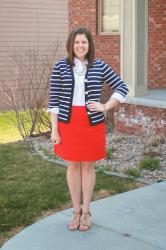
[0,111,144,246]
[0,112,22,143]
[0,110,50,144]
[0,141,144,246]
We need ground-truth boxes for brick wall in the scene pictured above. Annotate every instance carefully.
[68,0,120,73]
[69,0,166,135]
[69,0,166,88]
[114,104,166,135]
[148,0,166,89]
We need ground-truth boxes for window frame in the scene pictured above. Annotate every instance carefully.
[98,0,121,35]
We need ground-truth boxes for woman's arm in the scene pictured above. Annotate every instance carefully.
[101,62,129,98]
[48,61,61,144]
[87,98,119,113]
[50,112,61,144]
[104,98,120,111]
[87,61,129,113]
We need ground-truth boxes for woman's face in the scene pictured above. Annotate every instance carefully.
[73,34,89,62]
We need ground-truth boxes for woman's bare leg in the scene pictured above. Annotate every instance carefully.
[66,161,82,230]
[79,161,95,230]
[81,161,96,213]
[66,161,82,212]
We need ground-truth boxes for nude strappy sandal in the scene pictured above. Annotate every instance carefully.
[79,211,92,231]
[67,209,82,231]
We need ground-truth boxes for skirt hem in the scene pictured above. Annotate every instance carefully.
[55,153,106,162]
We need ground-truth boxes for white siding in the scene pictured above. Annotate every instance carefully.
[0,0,68,109]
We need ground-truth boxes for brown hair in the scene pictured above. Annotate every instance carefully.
[66,27,95,67]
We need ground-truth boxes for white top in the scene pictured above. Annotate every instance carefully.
[48,57,126,114]
[72,57,87,106]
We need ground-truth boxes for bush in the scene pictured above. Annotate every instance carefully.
[2,42,59,139]
[106,149,113,160]
[138,157,160,171]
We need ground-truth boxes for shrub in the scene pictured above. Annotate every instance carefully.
[106,149,113,159]
[138,157,160,171]
[2,42,59,139]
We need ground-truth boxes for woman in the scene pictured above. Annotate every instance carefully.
[48,27,129,231]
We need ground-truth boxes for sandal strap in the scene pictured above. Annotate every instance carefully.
[80,212,91,226]
[69,211,81,226]
[82,211,91,216]
[73,209,82,215]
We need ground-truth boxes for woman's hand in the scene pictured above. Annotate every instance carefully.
[87,101,105,112]
[51,130,61,145]
[87,98,120,113]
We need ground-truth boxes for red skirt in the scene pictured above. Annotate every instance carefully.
[54,106,106,161]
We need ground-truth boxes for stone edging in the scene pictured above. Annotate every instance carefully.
[32,140,158,186]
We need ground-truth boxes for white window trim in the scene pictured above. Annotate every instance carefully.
[98,0,121,35]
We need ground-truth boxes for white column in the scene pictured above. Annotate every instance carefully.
[120,0,148,96]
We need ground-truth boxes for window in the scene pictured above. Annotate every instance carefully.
[98,0,120,34]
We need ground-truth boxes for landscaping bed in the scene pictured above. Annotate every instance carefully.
[31,132,166,182]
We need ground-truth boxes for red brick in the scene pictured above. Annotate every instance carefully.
[148,0,166,89]
[69,0,166,135]
[114,104,166,135]
[69,0,166,88]
[69,0,120,72]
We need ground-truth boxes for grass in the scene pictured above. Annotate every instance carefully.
[0,111,145,246]
[106,149,113,159]
[124,168,141,178]
[0,112,22,143]
[0,110,50,144]
[0,141,144,246]
[138,157,160,171]
[0,141,69,245]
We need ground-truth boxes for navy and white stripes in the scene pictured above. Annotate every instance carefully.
[48,58,129,125]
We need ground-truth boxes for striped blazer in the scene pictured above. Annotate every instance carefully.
[48,58,129,126]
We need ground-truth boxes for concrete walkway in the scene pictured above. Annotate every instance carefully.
[1,181,166,250]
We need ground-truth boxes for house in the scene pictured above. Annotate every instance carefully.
[0,0,165,135]
[0,0,68,110]
[69,0,166,135]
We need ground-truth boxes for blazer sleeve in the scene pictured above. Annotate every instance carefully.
[102,62,129,98]
[48,62,61,111]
